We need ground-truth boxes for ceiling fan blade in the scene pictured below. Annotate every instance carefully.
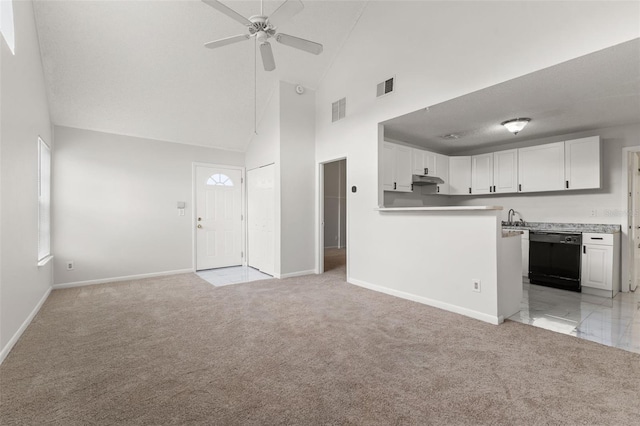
[204,34,251,49]
[260,42,276,71]
[275,33,323,55]
[202,0,252,27]
[268,0,304,28]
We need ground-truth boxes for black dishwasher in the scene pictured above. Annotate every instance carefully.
[529,231,582,292]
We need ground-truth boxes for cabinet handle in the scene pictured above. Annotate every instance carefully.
[468,187,471,194]
[518,184,522,192]
[489,186,492,193]
[424,168,427,175]
[583,245,586,254]
[394,182,397,190]
[411,184,414,191]
[591,237,604,240]
[437,186,440,193]
[566,180,569,189]
[493,185,496,192]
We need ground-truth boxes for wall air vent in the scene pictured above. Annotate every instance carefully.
[332,97,346,123]
[377,77,395,97]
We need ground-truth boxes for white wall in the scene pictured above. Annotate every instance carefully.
[279,82,316,276]
[52,126,244,285]
[1,0,53,360]
[314,1,639,313]
[324,160,346,248]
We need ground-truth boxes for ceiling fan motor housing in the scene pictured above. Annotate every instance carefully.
[248,16,276,38]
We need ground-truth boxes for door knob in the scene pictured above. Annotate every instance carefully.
[197,224,202,229]
[198,217,202,221]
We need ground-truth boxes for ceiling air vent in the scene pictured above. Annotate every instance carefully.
[377,77,395,97]
[332,98,346,123]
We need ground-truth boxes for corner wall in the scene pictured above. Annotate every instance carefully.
[1,0,54,361]
[52,126,244,285]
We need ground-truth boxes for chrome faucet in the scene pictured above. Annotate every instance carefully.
[508,209,515,226]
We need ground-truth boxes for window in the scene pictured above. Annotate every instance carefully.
[207,174,234,187]
[38,138,51,262]
[0,0,15,54]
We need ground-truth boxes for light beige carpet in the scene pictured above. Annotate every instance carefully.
[1,265,639,425]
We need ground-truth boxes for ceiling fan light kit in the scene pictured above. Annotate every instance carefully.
[202,0,323,71]
[501,118,531,135]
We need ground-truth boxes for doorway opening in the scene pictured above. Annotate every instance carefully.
[319,158,347,276]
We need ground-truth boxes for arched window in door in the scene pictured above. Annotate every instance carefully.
[207,173,234,187]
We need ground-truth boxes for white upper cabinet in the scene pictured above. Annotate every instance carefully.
[565,136,601,190]
[382,143,395,191]
[396,145,413,192]
[412,149,437,176]
[383,142,412,192]
[435,153,450,195]
[518,142,565,193]
[471,153,494,194]
[493,149,518,193]
[449,156,472,195]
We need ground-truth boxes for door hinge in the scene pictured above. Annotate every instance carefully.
[241,251,244,258]
[241,177,244,184]
[241,214,244,220]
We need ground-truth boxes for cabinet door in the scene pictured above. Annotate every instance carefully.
[411,149,425,175]
[395,145,413,192]
[424,151,437,176]
[471,153,493,194]
[493,149,518,193]
[581,244,613,290]
[449,156,472,195]
[518,142,565,193]
[382,143,396,191]
[565,136,601,190]
[436,153,450,195]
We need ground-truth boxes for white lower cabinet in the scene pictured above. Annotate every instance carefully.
[581,232,620,297]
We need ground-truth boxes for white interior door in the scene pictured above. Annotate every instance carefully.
[247,165,275,276]
[195,166,243,271]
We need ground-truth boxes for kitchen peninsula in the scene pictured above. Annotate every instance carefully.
[366,205,522,325]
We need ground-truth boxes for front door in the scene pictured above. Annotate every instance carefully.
[195,166,243,271]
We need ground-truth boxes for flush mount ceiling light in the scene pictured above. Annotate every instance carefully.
[501,118,531,135]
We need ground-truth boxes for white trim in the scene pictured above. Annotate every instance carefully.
[52,269,194,289]
[278,269,316,279]
[317,156,348,276]
[620,146,640,293]
[0,287,52,365]
[347,277,501,325]
[37,254,53,267]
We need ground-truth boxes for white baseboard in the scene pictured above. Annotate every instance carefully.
[0,287,52,365]
[52,269,194,289]
[347,277,501,325]
[279,269,316,279]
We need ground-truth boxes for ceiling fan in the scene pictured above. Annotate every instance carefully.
[202,0,323,71]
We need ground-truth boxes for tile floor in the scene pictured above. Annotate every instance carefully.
[508,282,640,354]
[197,266,272,287]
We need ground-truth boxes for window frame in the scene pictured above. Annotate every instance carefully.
[38,137,51,263]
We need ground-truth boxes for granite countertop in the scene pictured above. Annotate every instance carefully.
[502,222,621,234]
[375,206,503,212]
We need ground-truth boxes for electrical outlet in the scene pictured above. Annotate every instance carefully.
[66,261,74,271]
[472,279,481,292]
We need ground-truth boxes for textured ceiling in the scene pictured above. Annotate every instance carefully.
[33,0,366,151]
[383,39,640,155]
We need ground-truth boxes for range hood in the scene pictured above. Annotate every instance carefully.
[412,174,445,185]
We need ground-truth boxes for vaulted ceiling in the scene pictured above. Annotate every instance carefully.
[33,0,367,151]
